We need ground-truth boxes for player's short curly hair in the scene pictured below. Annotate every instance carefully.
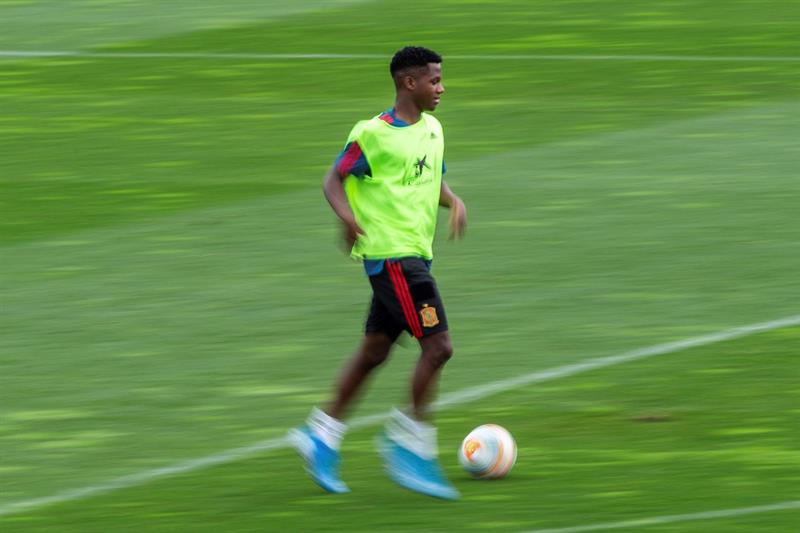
[390,46,442,77]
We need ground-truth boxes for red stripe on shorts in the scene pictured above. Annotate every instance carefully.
[387,261,423,338]
[386,262,417,336]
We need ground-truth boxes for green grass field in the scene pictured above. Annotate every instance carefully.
[2,1,799,531]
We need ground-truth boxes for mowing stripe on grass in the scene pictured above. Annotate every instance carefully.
[1,313,799,517]
[433,313,800,409]
[2,50,800,62]
[524,500,800,532]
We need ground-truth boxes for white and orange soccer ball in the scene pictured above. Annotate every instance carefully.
[458,424,517,479]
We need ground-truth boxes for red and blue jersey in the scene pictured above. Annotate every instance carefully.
[335,108,446,179]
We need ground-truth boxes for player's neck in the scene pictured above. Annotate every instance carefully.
[393,99,423,125]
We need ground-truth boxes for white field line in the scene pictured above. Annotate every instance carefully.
[524,500,800,532]
[1,50,800,62]
[1,313,799,517]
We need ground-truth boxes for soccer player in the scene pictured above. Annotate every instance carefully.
[288,46,467,500]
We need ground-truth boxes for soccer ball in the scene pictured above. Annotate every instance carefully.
[458,424,517,479]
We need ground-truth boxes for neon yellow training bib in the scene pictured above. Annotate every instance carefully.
[343,112,444,260]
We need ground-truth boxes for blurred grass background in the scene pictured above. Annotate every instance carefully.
[1,0,799,531]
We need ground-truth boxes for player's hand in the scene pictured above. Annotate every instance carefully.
[342,218,365,250]
[448,196,467,240]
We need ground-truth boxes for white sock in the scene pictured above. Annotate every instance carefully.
[307,407,347,451]
[386,408,438,459]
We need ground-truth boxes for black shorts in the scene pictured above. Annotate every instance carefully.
[365,258,449,342]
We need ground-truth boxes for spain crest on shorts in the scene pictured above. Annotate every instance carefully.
[419,304,439,328]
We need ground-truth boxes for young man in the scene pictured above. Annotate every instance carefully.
[288,46,467,500]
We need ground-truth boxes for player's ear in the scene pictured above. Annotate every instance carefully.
[403,74,417,91]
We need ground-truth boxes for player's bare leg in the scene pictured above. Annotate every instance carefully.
[328,333,393,419]
[411,330,453,419]
[289,333,392,494]
[378,330,458,500]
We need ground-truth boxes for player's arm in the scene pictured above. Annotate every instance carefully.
[439,180,467,240]
[323,164,364,249]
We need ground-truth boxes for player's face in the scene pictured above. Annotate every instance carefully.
[417,63,444,111]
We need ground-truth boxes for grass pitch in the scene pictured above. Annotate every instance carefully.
[1,0,799,530]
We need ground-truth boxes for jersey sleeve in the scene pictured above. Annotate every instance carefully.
[442,161,447,175]
[335,141,372,178]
